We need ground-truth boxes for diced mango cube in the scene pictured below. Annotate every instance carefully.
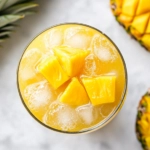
[53,46,90,77]
[81,76,116,106]
[59,77,89,105]
[37,55,70,89]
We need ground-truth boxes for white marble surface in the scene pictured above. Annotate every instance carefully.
[0,0,150,150]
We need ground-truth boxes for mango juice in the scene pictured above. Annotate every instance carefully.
[18,24,127,132]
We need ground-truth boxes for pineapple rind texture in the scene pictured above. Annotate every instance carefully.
[110,0,150,51]
[136,89,150,150]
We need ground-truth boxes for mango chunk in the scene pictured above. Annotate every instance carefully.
[81,76,116,106]
[53,46,90,77]
[37,56,70,89]
[59,77,89,105]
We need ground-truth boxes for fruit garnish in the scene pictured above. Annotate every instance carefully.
[136,89,150,150]
[37,55,70,89]
[59,77,89,105]
[81,76,116,106]
[53,46,90,77]
[110,0,150,51]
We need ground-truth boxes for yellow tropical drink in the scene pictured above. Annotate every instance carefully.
[17,24,127,133]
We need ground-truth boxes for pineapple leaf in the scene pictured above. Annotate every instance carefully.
[1,0,23,10]
[17,10,36,16]
[0,14,24,28]
[4,2,38,14]
[1,0,36,10]
[0,0,37,45]
[0,35,9,43]
[0,30,12,37]
[0,0,8,10]
[1,24,17,30]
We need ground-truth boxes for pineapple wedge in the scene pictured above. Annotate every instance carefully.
[110,0,150,51]
[59,77,89,105]
[136,89,150,150]
[53,46,90,77]
[37,55,70,89]
[81,76,116,106]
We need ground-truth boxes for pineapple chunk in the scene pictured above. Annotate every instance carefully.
[59,77,89,105]
[145,96,150,112]
[138,113,150,135]
[53,46,90,77]
[131,13,150,34]
[81,76,116,106]
[146,20,150,33]
[145,137,150,149]
[141,34,150,48]
[37,55,70,89]
[121,0,139,16]
[136,0,150,15]
[118,14,133,27]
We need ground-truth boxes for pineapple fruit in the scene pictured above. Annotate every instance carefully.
[59,77,89,106]
[136,89,150,150]
[37,46,116,106]
[110,0,150,51]
[0,0,38,44]
[37,55,70,90]
[81,76,116,106]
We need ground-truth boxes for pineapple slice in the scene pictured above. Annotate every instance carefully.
[81,76,116,106]
[59,77,89,105]
[110,0,150,51]
[37,55,70,89]
[53,46,90,77]
[136,89,150,150]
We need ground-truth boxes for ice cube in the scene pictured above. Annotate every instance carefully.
[95,47,112,61]
[83,54,101,76]
[91,34,117,62]
[43,101,79,131]
[44,29,63,49]
[105,70,118,76]
[99,103,115,118]
[20,48,43,81]
[24,81,55,110]
[64,27,91,49]
[76,104,98,125]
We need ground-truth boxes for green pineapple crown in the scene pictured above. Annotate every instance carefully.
[0,0,38,44]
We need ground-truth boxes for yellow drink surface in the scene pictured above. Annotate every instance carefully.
[18,24,126,132]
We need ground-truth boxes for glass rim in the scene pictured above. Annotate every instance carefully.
[17,22,128,134]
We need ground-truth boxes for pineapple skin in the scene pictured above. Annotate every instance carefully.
[136,89,150,150]
[110,0,150,51]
